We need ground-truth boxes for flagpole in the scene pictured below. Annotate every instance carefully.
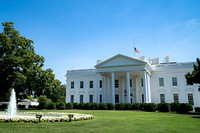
[133,38,135,57]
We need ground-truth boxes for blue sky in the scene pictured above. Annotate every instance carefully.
[1,0,200,84]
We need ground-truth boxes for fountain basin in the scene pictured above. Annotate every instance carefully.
[0,112,93,122]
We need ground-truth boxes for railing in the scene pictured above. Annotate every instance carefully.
[154,62,193,69]
[67,69,96,74]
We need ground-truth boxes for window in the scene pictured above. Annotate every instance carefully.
[130,79,132,87]
[80,95,83,103]
[99,80,102,88]
[172,77,178,86]
[159,78,164,86]
[141,79,143,87]
[89,95,93,103]
[89,81,93,88]
[115,94,119,103]
[142,94,144,103]
[71,81,74,89]
[115,80,119,88]
[100,95,102,103]
[188,93,194,105]
[160,94,165,103]
[80,81,84,88]
[70,95,74,103]
[173,94,179,103]
[198,86,200,92]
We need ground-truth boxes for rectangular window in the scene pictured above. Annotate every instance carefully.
[80,81,84,88]
[159,78,164,86]
[115,94,119,103]
[71,81,74,89]
[173,94,179,103]
[141,94,144,103]
[160,94,165,103]
[89,81,93,88]
[99,80,102,88]
[130,79,132,87]
[100,95,102,103]
[70,95,74,103]
[188,93,194,105]
[141,79,143,87]
[89,95,93,103]
[115,80,119,88]
[172,77,178,86]
[80,95,83,103]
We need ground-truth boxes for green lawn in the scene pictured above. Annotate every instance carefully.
[0,110,199,133]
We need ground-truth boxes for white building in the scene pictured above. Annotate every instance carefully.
[66,54,200,107]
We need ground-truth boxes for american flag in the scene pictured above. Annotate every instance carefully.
[134,47,140,53]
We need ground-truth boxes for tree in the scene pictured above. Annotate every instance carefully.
[185,58,200,85]
[0,22,64,102]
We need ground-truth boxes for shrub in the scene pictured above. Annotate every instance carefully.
[194,107,200,112]
[157,103,170,112]
[85,103,92,109]
[18,105,26,109]
[38,95,52,109]
[115,103,124,110]
[0,104,7,109]
[77,103,85,109]
[56,102,65,110]
[170,102,180,112]
[106,103,114,110]
[177,103,193,114]
[72,103,79,109]
[98,103,107,110]
[131,103,140,110]
[124,103,132,110]
[90,103,99,110]
[65,103,73,109]
[47,102,56,109]
[28,105,38,109]
[139,103,147,111]
[144,103,157,112]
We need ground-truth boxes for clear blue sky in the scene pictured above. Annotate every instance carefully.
[1,0,200,84]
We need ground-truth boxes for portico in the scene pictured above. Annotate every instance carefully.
[95,54,152,104]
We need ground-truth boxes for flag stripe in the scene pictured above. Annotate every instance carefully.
[134,47,140,53]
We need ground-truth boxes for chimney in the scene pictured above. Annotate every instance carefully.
[165,56,169,64]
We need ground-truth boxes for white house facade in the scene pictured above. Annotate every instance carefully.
[66,54,200,107]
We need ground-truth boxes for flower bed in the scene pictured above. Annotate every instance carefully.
[0,112,93,123]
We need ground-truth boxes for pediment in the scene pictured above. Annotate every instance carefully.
[95,54,146,68]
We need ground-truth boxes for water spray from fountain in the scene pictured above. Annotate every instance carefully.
[7,89,17,117]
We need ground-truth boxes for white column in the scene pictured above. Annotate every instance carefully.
[142,70,148,103]
[111,72,115,105]
[135,76,140,103]
[102,75,106,103]
[121,76,125,103]
[147,73,151,102]
[96,74,100,103]
[126,71,131,103]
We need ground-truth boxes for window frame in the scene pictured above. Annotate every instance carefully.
[159,78,164,86]
[71,81,74,89]
[89,81,93,88]
[172,77,178,86]
[80,81,84,88]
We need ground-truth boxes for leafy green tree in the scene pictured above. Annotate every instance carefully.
[0,22,64,102]
[0,22,44,101]
[185,58,200,85]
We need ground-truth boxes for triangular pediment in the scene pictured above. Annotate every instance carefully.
[95,54,146,68]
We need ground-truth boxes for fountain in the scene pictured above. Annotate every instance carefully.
[0,89,93,122]
[7,89,17,117]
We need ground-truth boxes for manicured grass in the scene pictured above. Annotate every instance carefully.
[0,110,199,133]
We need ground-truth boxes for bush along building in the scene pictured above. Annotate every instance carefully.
[66,54,200,108]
